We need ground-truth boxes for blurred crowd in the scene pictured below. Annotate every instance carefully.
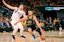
[0,0,64,32]
[0,12,63,32]
[40,17,62,31]
[0,13,12,32]
[0,0,64,8]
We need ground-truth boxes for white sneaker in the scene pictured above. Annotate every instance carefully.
[33,36,37,40]
[12,38,15,42]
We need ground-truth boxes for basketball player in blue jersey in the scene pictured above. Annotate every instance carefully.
[2,0,26,42]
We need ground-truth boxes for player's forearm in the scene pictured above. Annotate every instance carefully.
[20,18,25,21]
[37,24,41,28]
[2,0,16,10]
[20,16,27,22]
[35,20,41,28]
[15,17,26,25]
[36,22,41,28]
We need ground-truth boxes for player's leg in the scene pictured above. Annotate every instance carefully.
[12,26,18,40]
[10,20,18,42]
[28,27,37,40]
[18,22,25,38]
[36,28,46,42]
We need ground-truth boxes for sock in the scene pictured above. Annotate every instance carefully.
[32,34,36,38]
[12,35,15,40]
[20,34,22,36]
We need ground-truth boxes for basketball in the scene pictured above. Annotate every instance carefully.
[41,36,46,40]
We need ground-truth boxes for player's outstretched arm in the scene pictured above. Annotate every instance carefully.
[34,16,43,32]
[33,16,41,28]
[2,0,17,10]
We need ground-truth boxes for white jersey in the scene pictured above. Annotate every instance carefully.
[11,9,25,23]
[10,9,24,32]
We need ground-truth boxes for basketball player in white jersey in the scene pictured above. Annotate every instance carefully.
[2,0,26,42]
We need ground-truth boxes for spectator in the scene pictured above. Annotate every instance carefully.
[53,18,57,25]
[5,18,12,32]
[44,20,49,31]
[54,21,60,31]
[57,18,60,25]
[0,18,6,32]
[59,24,62,35]
[39,19,44,30]
[0,19,3,32]
[48,17,53,31]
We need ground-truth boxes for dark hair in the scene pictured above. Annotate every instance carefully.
[27,8,33,11]
[20,3,24,5]
[18,3,24,7]
[26,8,33,15]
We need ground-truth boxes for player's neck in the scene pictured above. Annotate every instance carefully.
[29,15,32,18]
[18,8,23,11]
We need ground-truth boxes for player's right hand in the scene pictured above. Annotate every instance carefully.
[2,0,4,3]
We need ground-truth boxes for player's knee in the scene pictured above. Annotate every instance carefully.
[20,27,24,31]
[13,29,18,32]
[28,28,32,32]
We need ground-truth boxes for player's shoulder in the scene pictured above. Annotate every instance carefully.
[33,15,36,18]
[14,7,18,11]
[23,10,26,13]
[32,15,36,20]
[21,10,25,13]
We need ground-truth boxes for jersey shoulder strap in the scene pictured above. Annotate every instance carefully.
[14,8,19,13]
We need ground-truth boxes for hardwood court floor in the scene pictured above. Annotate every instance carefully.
[0,31,64,42]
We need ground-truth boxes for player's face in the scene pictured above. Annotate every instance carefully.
[28,11,33,16]
[19,5,24,10]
